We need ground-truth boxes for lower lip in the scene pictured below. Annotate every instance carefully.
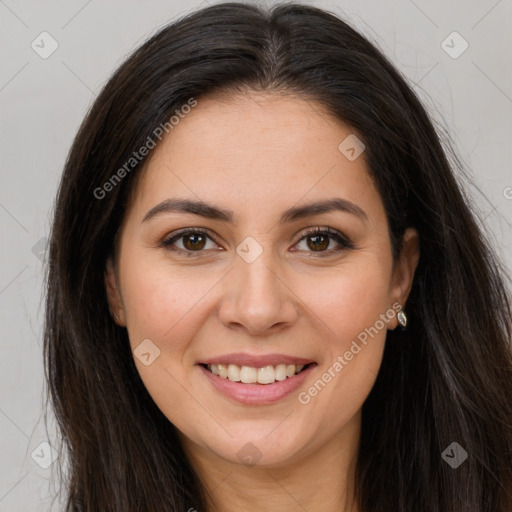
[198,364,316,405]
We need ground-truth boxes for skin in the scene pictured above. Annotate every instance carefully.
[105,91,420,512]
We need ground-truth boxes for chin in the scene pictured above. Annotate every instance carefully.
[201,427,308,468]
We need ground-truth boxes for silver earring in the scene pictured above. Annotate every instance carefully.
[397,308,407,328]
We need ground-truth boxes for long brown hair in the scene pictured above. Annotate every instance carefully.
[44,2,512,510]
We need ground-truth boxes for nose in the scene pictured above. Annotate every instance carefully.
[217,248,299,336]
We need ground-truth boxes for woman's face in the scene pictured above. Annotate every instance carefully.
[106,92,419,468]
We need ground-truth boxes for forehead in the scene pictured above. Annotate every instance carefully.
[126,92,381,225]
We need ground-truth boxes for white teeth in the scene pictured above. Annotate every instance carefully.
[218,364,228,378]
[275,364,287,381]
[206,362,308,384]
[257,365,276,384]
[240,366,257,383]
[227,364,241,381]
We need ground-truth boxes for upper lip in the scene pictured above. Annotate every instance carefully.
[199,353,315,367]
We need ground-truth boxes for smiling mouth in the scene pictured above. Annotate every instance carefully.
[200,363,315,385]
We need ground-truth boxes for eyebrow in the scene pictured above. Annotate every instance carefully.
[142,197,368,224]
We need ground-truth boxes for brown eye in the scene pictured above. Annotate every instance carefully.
[306,233,330,251]
[294,227,354,255]
[162,228,219,255]
[182,232,207,251]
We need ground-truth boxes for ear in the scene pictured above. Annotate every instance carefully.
[388,227,420,329]
[104,257,126,326]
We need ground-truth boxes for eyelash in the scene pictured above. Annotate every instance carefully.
[161,226,355,257]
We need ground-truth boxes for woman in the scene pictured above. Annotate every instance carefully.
[44,2,512,511]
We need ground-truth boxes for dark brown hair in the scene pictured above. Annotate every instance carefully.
[44,2,512,510]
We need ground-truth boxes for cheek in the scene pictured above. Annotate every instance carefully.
[119,259,215,423]
[121,258,215,350]
[296,259,392,347]
[293,260,391,420]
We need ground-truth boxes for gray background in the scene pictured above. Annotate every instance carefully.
[1,0,511,510]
